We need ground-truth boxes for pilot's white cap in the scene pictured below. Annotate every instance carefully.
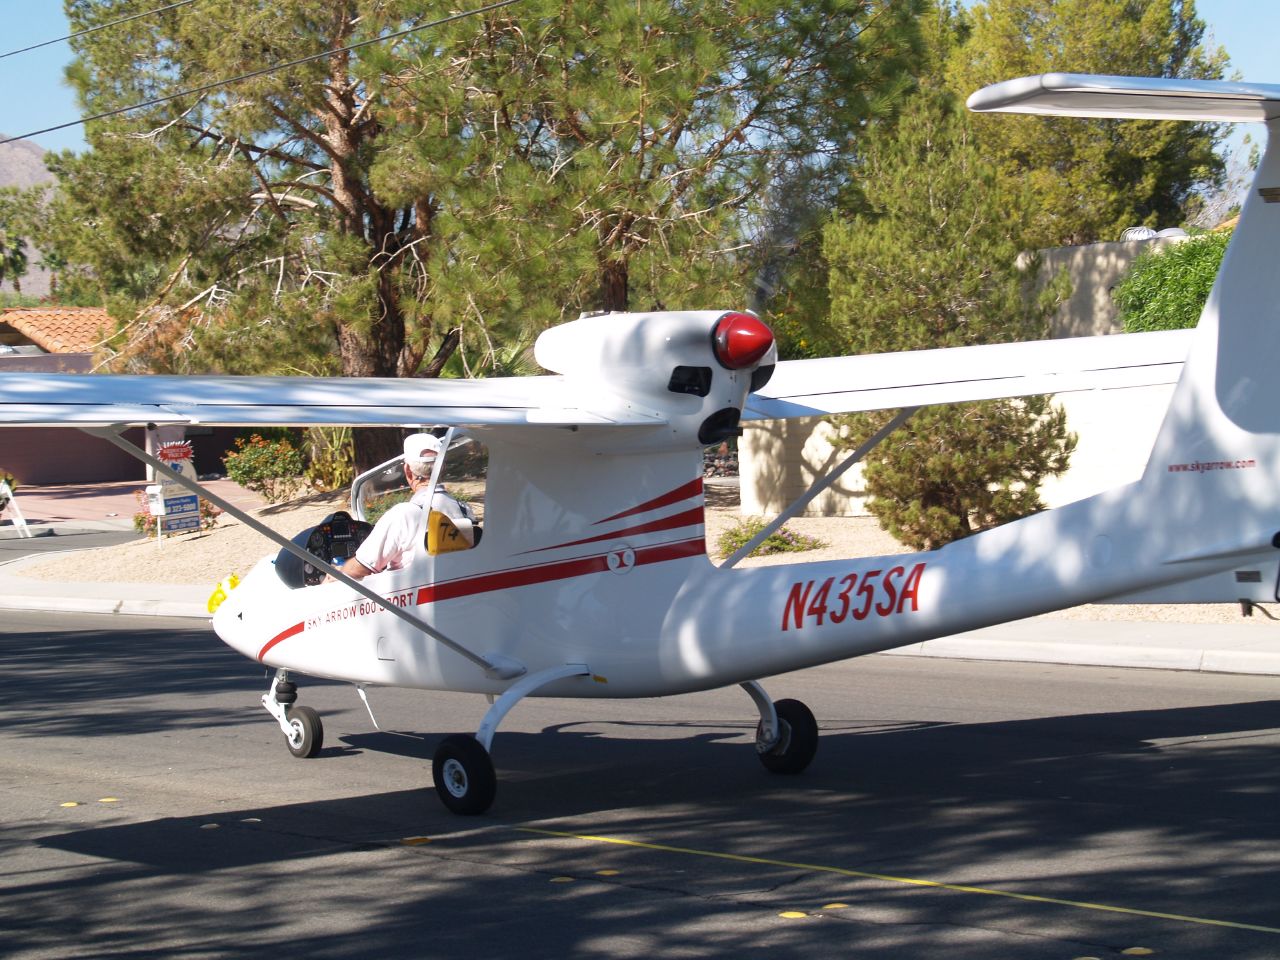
[403,433,442,464]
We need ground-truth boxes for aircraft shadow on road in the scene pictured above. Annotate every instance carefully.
[38,695,1280,857]
[16,697,1280,957]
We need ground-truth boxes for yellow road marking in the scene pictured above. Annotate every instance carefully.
[518,828,1280,936]
[59,801,79,808]
[98,797,120,803]
[778,911,807,919]
[401,836,432,846]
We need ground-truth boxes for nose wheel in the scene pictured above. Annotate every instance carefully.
[284,704,324,758]
[262,670,324,759]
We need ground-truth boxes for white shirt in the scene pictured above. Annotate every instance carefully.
[354,486,472,574]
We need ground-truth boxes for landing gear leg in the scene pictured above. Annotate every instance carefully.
[262,669,324,759]
[431,663,589,815]
[742,681,817,775]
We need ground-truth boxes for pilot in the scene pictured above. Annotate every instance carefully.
[331,433,474,582]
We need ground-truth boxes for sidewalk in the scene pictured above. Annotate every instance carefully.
[2,481,1279,676]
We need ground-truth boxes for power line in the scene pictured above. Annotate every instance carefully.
[0,0,205,60]
[0,0,523,148]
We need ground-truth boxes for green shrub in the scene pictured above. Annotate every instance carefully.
[715,516,826,559]
[1114,231,1232,332]
[223,434,305,503]
[363,489,412,525]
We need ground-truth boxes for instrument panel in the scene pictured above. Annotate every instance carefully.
[275,510,374,588]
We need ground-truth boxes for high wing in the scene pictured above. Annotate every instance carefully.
[966,73,1280,122]
[0,370,663,428]
[746,329,1191,421]
[0,326,1190,429]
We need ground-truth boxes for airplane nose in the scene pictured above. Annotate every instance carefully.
[712,312,774,370]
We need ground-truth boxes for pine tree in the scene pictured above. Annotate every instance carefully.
[824,84,1074,550]
[947,0,1228,247]
[0,189,31,292]
[40,1,923,468]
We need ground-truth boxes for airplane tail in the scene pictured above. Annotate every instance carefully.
[1131,126,1280,561]
[967,75,1280,604]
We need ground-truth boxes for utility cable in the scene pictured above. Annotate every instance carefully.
[0,0,523,147]
[0,0,204,60]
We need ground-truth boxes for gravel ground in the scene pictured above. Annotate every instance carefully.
[12,483,1260,626]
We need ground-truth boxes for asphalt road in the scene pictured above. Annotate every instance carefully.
[3,611,1279,959]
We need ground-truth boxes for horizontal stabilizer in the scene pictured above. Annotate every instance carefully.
[745,329,1191,421]
[967,73,1280,123]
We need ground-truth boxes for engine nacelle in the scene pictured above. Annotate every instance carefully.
[534,310,776,450]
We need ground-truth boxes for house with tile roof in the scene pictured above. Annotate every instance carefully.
[0,306,110,355]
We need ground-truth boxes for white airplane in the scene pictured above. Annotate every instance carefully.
[2,74,1277,815]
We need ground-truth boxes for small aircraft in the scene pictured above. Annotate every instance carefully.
[3,74,1279,815]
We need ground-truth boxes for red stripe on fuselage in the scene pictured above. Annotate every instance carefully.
[255,537,706,662]
[524,506,705,555]
[258,621,304,662]
[595,477,704,524]
[418,537,706,603]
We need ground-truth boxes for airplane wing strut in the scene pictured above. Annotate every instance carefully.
[720,407,919,569]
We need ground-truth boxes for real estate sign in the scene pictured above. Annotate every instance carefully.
[155,441,201,534]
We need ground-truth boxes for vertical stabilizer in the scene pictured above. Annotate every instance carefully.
[969,74,1280,566]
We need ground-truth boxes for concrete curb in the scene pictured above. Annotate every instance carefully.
[0,520,136,538]
[882,637,1280,676]
[0,593,209,619]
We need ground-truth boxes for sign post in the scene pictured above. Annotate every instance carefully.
[155,441,202,535]
[0,480,31,539]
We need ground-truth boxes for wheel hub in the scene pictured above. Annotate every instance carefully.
[442,758,469,798]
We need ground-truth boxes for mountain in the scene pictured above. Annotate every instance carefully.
[0,135,55,298]
[0,136,53,189]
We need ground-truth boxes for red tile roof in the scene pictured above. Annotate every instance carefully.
[0,307,111,353]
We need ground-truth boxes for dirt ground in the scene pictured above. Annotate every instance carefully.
[12,481,1261,626]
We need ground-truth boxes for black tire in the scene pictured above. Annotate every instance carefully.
[285,704,323,759]
[433,734,497,815]
[757,698,818,775]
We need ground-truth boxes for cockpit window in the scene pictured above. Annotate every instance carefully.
[350,433,487,530]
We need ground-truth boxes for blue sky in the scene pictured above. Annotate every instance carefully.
[0,0,1273,154]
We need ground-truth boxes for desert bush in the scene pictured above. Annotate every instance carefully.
[715,516,826,559]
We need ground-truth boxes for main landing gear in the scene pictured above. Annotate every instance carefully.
[428,674,819,817]
[742,681,819,775]
[263,669,324,759]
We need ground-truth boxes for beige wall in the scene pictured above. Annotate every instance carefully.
[1038,236,1184,338]
[741,236,1186,517]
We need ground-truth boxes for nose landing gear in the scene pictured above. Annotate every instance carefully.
[263,669,324,759]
